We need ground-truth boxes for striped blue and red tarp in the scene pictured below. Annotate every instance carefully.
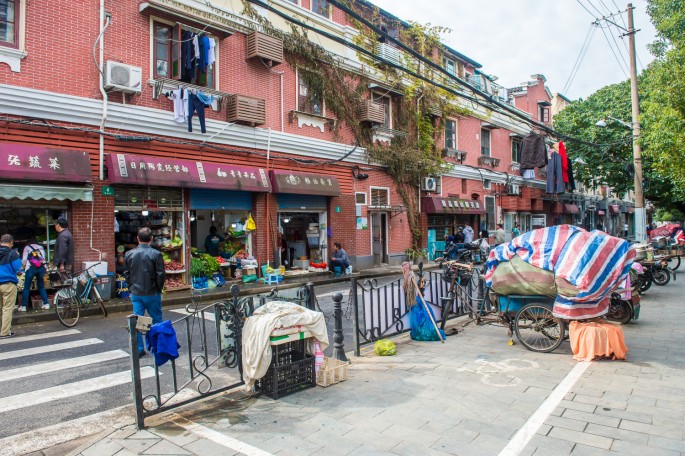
[485,225,636,319]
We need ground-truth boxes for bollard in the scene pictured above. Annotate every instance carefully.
[332,292,349,362]
[306,282,316,311]
[351,277,360,357]
[127,314,145,429]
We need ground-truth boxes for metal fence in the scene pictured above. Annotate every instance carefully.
[128,283,312,429]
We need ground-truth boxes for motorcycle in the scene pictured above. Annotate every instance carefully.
[641,260,671,288]
[606,291,640,324]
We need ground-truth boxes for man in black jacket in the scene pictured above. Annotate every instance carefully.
[125,227,166,356]
[53,217,74,273]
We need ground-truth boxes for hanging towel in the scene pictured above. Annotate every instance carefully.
[192,35,200,60]
[169,88,188,123]
[146,320,180,366]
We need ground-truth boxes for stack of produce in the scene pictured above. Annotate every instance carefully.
[165,276,185,290]
[164,260,184,272]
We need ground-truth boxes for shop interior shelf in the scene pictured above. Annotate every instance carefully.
[165,269,186,274]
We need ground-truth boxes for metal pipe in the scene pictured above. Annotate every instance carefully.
[97,2,111,181]
[127,315,145,429]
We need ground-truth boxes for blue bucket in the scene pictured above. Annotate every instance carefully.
[334,266,343,277]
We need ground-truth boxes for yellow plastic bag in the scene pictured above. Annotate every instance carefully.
[374,339,396,356]
[245,215,256,231]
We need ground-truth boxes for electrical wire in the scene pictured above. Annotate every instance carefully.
[562,24,595,95]
[576,0,597,17]
[597,20,630,78]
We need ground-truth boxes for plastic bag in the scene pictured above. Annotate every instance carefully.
[410,296,446,341]
[374,339,396,356]
[245,215,256,231]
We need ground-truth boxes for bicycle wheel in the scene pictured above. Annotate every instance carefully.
[91,287,108,317]
[54,287,80,327]
[667,256,681,272]
[652,268,671,286]
[638,274,652,293]
[514,303,565,353]
[607,298,632,324]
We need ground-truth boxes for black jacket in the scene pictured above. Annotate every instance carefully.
[53,229,74,269]
[520,132,548,170]
[124,244,166,296]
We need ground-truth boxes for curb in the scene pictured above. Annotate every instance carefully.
[12,263,438,326]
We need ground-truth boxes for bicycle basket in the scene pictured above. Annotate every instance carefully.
[78,272,90,285]
[48,270,62,283]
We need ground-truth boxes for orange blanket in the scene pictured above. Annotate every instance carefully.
[569,320,628,361]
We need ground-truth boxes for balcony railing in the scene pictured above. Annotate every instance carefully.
[478,155,501,168]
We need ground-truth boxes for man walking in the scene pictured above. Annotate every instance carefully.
[125,227,166,356]
[53,217,74,273]
[494,224,506,245]
[0,234,23,338]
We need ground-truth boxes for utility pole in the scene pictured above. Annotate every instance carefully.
[627,3,646,242]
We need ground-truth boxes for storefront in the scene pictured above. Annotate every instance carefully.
[421,196,485,260]
[0,143,93,307]
[270,170,340,270]
[107,153,271,288]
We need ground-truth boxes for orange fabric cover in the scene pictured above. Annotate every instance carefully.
[569,320,628,361]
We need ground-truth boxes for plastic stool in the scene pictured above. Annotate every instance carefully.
[265,273,280,285]
[333,266,343,277]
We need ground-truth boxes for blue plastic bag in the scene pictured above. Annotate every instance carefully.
[410,296,446,341]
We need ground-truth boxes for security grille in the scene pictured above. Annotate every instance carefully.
[114,186,184,210]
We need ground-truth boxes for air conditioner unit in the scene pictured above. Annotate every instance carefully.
[506,184,521,196]
[422,177,438,192]
[104,61,142,94]
[376,42,401,66]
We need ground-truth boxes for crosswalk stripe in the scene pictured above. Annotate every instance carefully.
[0,329,81,346]
[171,308,216,321]
[0,350,129,383]
[0,367,157,414]
[0,338,103,361]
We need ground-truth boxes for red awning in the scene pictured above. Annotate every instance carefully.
[269,170,340,196]
[564,204,580,214]
[0,143,92,183]
[106,153,271,192]
[421,197,486,215]
[609,204,620,214]
[596,210,606,216]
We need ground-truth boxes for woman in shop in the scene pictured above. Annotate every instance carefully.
[19,237,50,311]
[204,226,224,256]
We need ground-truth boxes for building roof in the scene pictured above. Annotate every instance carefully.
[555,93,572,103]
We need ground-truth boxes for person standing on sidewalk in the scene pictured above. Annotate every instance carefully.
[494,224,506,245]
[19,238,50,311]
[0,234,23,338]
[53,217,74,273]
[125,227,166,356]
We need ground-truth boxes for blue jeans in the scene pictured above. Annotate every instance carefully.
[22,266,49,307]
[131,294,163,353]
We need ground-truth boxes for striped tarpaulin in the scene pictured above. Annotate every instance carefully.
[485,225,636,319]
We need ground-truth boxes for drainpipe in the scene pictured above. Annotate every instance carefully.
[266,128,272,266]
[97,2,112,181]
[269,67,285,132]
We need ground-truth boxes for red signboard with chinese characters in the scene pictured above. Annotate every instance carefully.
[420,197,486,215]
[269,170,341,196]
[106,153,272,192]
[0,143,92,183]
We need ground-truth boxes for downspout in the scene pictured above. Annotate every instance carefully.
[97,2,112,181]
[268,67,285,132]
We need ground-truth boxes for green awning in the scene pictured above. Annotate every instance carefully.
[0,183,93,201]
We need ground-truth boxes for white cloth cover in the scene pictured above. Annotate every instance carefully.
[242,301,329,390]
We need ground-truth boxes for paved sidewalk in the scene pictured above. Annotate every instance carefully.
[32,267,685,456]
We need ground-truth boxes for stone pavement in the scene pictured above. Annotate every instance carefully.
[36,266,685,456]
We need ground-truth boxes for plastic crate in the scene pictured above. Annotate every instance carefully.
[256,353,316,399]
[316,357,349,387]
[270,339,306,366]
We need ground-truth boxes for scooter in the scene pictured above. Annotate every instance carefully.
[606,291,640,324]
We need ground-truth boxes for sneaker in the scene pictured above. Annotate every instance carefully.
[138,351,147,358]
[17,306,26,312]
[41,304,50,310]
[0,332,15,338]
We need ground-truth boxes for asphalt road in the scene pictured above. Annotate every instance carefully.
[0,279,359,443]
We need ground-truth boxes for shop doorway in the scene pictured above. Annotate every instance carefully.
[278,211,327,269]
[371,212,388,266]
[190,210,251,258]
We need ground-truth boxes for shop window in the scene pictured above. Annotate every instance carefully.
[445,119,457,149]
[0,0,18,47]
[312,0,330,18]
[297,69,324,116]
[511,139,522,163]
[480,128,491,156]
[483,179,491,190]
[152,20,216,89]
[371,92,392,129]
[355,192,367,205]
[461,179,467,194]
[370,188,390,207]
[485,196,496,231]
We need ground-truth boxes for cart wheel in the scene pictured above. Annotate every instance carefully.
[514,303,565,353]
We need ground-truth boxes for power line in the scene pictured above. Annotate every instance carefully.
[584,0,608,17]
[563,24,595,95]
[597,20,630,78]
[576,0,597,17]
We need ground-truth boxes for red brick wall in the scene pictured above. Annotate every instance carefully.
[70,180,116,274]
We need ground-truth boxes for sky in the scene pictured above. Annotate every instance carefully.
[368,0,658,100]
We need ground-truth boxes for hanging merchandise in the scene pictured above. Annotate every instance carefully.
[519,132,548,171]
[245,215,257,231]
[546,147,565,194]
[558,141,569,183]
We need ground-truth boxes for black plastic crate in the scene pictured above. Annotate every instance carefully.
[256,354,316,399]
[271,339,307,367]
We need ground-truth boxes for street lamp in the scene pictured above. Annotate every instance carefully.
[596,115,646,241]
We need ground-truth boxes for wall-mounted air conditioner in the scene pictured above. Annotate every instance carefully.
[104,61,142,94]
[422,177,438,192]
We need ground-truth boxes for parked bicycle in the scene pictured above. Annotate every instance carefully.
[50,263,108,327]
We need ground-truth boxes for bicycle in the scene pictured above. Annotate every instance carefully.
[51,263,108,327]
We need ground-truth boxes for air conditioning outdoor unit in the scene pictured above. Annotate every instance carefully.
[422,177,438,192]
[376,42,401,66]
[104,61,143,94]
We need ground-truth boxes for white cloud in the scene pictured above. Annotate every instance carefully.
[368,0,657,100]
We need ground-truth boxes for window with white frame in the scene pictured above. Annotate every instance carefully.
[481,128,491,156]
[0,0,18,47]
[297,69,324,116]
[483,179,491,190]
[443,57,455,76]
[372,92,391,128]
[355,192,367,205]
[445,119,457,149]
[538,104,550,123]
[370,188,390,207]
[485,196,496,231]
[511,139,522,163]
[312,0,329,18]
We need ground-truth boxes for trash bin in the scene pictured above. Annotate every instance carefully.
[95,273,115,301]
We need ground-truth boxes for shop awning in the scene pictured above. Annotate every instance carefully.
[421,197,486,215]
[107,154,271,192]
[609,204,620,214]
[564,204,580,214]
[0,143,92,183]
[596,210,606,216]
[269,171,341,196]
[0,183,92,201]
